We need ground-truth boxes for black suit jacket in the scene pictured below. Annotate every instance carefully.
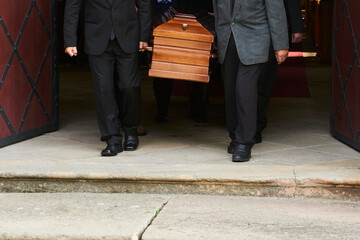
[176,0,213,13]
[64,0,152,55]
[284,0,304,34]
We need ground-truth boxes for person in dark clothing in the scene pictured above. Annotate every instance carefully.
[213,0,289,162]
[151,0,177,122]
[64,0,152,156]
[255,0,304,143]
[185,3,216,123]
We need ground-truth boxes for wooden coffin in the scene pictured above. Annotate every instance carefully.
[149,14,214,83]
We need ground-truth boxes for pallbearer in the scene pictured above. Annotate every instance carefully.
[64,0,152,156]
[212,0,289,162]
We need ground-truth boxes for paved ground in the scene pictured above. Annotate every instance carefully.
[0,193,359,240]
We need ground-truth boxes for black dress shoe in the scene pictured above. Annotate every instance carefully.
[101,143,123,156]
[232,144,251,162]
[227,141,235,154]
[124,134,139,151]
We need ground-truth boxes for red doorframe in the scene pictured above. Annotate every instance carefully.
[0,0,58,147]
[331,0,360,151]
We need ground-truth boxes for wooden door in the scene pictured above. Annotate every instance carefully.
[0,0,58,147]
[331,0,360,151]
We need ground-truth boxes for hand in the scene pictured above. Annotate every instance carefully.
[65,47,78,57]
[139,41,149,51]
[291,32,303,44]
[275,49,289,64]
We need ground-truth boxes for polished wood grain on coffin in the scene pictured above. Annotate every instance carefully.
[149,69,209,83]
[151,61,209,75]
[153,23,214,42]
[149,14,213,83]
[152,45,210,66]
[154,36,212,51]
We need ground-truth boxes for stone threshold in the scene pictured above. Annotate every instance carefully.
[1,173,359,201]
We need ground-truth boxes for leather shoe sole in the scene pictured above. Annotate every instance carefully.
[232,154,251,162]
[124,145,138,151]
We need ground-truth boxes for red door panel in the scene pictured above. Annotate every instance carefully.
[0,0,58,147]
[331,0,360,151]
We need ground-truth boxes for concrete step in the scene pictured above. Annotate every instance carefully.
[1,162,359,201]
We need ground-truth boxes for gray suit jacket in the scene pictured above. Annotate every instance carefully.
[212,0,289,65]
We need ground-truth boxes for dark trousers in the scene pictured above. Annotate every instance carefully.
[153,78,209,120]
[153,77,173,117]
[187,81,209,119]
[256,44,278,136]
[88,39,141,144]
[222,34,262,144]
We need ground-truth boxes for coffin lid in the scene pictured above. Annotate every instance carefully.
[153,14,214,43]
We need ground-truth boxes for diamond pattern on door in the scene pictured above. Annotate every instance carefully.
[332,0,360,150]
[0,0,58,147]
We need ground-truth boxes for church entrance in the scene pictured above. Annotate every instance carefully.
[0,0,359,152]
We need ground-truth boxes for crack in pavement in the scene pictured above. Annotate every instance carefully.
[134,198,170,240]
